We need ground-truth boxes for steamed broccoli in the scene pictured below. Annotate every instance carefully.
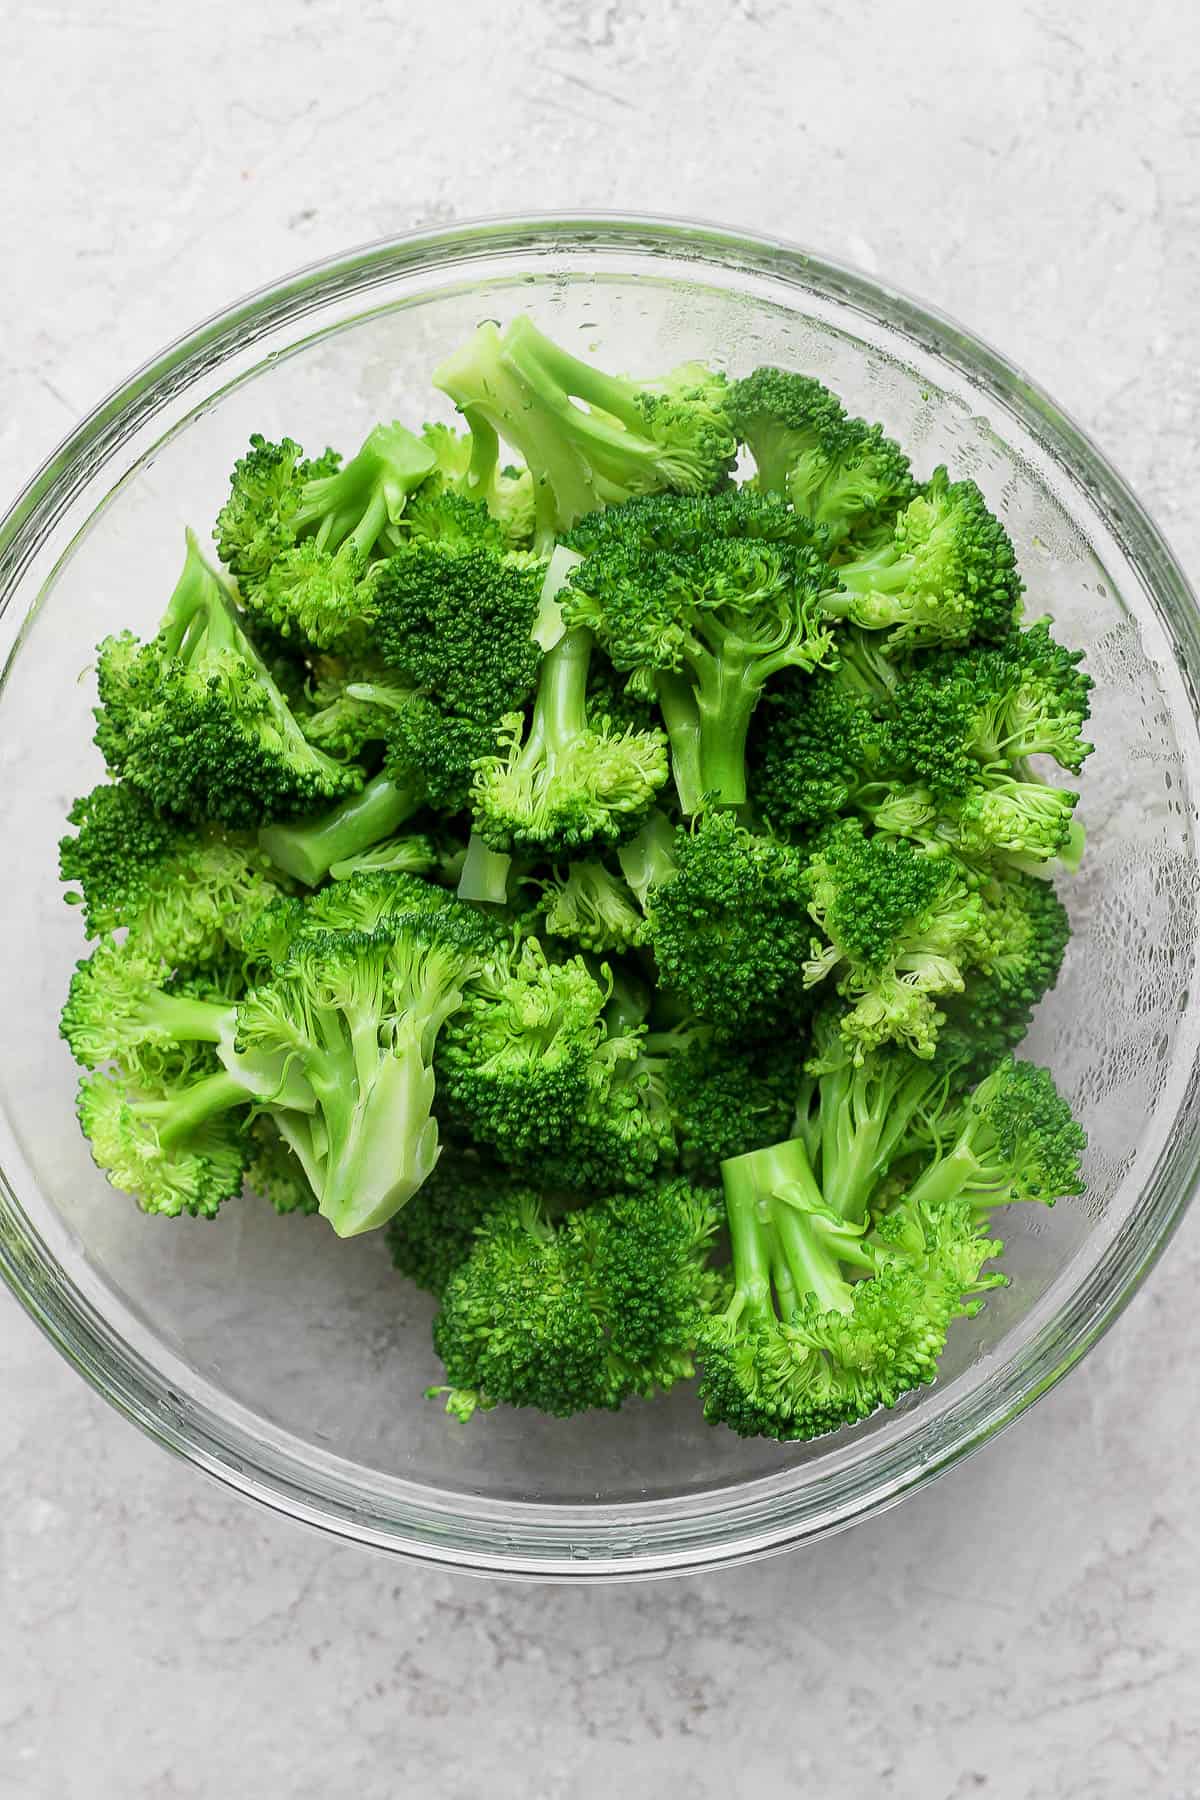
[431,1179,724,1419]
[95,533,361,826]
[563,491,836,809]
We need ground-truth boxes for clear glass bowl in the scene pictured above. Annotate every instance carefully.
[1,215,1197,1579]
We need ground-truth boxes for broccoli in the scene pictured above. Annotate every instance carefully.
[234,906,494,1235]
[902,1057,1087,1214]
[801,819,986,1060]
[328,832,439,883]
[471,628,669,856]
[431,1179,724,1419]
[258,771,425,887]
[244,1114,319,1216]
[216,423,436,648]
[95,533,361,827]
[414,421,537,550]
[562,491,836,809]
[434,317,737,549]
[640,812,814,1036]
[75,1065,252,1220]
[535,858,648,954]
[59,781,283,968]
[751,667,882,832]
[658,1026,806,1170]
[696,1134,1007,1441]
[729,367,915,543]
[821,467,1023,647]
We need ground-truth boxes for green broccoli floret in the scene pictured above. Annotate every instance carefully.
[729,367,915,543]
[244,1114,319,1216]
[329,832,439,883]
[471,629,669,856]
[234,906,494,1235]
[436,938,611,1162]
[415,421,537,549]
[95,533,361,827]
[902,1057,1086,1214]
[216,423,436,648]
[385,1148,522,1297]
[822,467,1023,648]
[535,858,648,953]
[434,317,737,549]
[430,1179,724,1419]
[213,435,340,587]
[801,819,985,1060]
[641,812,814,1036]
[397,487,510,553]
[59,781,283,967]
[76,1065,252,1219]
[751,667,882,832]
[61,937,239,1072]
[562,491,836,809]
[696,1135,1006,1441]
[794,1011,968,1225]
[657,1026,805,1171]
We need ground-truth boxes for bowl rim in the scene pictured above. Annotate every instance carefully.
[2,209,1198,1579]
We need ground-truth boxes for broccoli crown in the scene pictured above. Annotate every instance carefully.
[59,780,282,967]
[385,1148,521,1297]
[235,907,495,1235]
[890,622,1094,796]
[535,859,648,954]
[827,467,1023,648]
[399,487,509,553]
[471,629,670,857]
[905,1057,1087,1213]
[213,435,340,587]
[76,1065,251,1219]
[431,1179,724,1419]
[729,367,915,541]
[956,778,1079,864]
[564,492,837,808]
[436,938,610,1157]
[646,813,813,1035]
[751,667,881,831]
[434,317,737,547]
[95,534,361,827]
[661,1029,806,1170]
[243,539,375,653]
[801,819,985,1060]
[696,1136,1005,1441]
[244,1114,319,1216]
[371,542,544,724]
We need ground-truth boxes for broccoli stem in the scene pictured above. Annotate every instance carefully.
[144,992,233,1047]
[692,654,759,808]
[722,1137,867,1318]
[618,810,678,906]
[313,1019,441,1237]
[655,672,705,815]
[903,1141,987,1213]
[139,1067,249,1148]
[259,771,423,887]
[456,832,512,906]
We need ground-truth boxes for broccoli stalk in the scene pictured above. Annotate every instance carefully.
[258,771,424,887]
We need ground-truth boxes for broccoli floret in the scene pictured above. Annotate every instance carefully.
[59,781,283,967]
[471,629,669,856]
[563,492,836,809]
[415,421,537,550]
[643,813,814,1036]
[434,317,737,549]
[752,667,882,832]
[76,1065,252,1219]
[956,779,1081,865]
[95,533,361,827]
[535,858,648,954]
[696,1135,1006,1440]
[801,819,985,1060]
[729,368,915,543]
[216,423,436,648]
[329,832,439,882]
[244,1114,319,1216]
[658,1027,805,1171]
[385,1148,521,1297]
[903,1057,1086,1213]
[430,1179,724,1419]
[822,467,1023,648]
[61,937,238,1072]
[397,487,509,553]
[213,435,340,587]
[234,906,494,1235]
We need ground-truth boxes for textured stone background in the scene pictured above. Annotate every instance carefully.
[2,3,1199,1795]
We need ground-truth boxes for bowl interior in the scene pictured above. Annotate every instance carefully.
[1,226,1197,1562]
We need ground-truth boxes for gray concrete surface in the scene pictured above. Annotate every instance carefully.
[2,2,1199,1795]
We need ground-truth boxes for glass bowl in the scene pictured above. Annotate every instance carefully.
[1,215,1197,1580]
